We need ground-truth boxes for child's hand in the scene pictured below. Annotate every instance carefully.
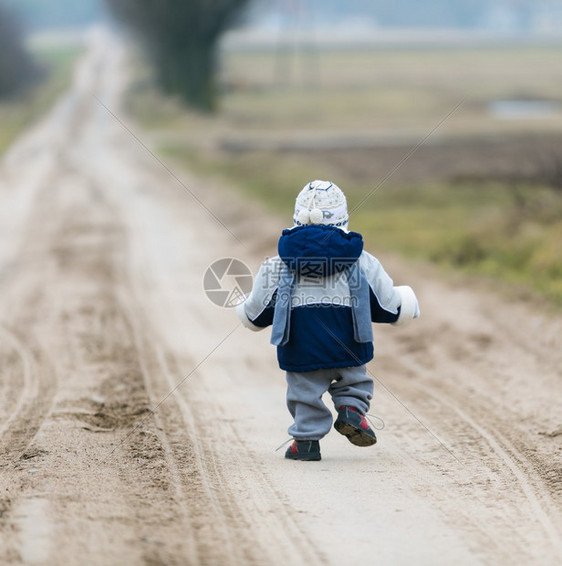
[392,286,420,326]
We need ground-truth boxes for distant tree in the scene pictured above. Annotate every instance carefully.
[0,4,40,98]
[104,0,251,112]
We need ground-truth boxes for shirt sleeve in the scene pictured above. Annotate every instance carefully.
[236,256,282,330]
[358,251,401,323]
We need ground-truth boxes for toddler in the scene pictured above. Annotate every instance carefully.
[236,180,419,460]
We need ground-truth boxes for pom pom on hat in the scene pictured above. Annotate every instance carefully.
[296,208,311,225]
[309,208,324,224]
[293,180,349,230]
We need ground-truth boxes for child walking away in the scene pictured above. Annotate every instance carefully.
[236,180,420,461]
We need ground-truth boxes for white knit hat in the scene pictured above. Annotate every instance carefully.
[293,180,348,230]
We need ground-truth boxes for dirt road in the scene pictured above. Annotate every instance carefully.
[0,30,561,566]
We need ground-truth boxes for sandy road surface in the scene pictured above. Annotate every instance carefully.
[0,30,561,566]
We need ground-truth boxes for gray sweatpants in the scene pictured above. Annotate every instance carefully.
[286,365,373,441]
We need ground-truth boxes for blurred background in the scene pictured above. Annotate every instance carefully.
[1,0,562,300]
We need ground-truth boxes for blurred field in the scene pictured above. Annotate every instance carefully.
[220,45,562,135]
[0,43,82,156]
[127,41,562,302]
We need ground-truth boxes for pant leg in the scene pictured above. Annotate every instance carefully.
[286,369,334,440]
[328,365,373,415]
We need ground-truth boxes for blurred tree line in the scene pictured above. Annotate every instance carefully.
[0,3,40,99]
[104,0,251,112]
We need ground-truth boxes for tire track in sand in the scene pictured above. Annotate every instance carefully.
[0,325,57,463]
[389,355,562,565]
[115,288,200,563]
[0,326,35,441]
